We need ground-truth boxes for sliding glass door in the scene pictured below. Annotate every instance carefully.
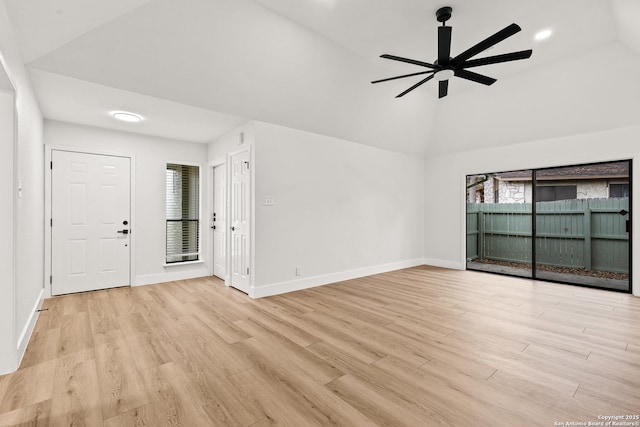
[466,160,631,292]
[466,170,533,278]
[534,161,630,291]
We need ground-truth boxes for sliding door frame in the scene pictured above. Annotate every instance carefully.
[465,159,632,294]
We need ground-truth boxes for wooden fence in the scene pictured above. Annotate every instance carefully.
[466,198,630,273]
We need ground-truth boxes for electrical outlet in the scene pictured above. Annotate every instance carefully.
[296,266,302,276]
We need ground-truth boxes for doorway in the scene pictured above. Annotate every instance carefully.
[466,160,632,292]
[51,150,132,295]
[212,163,227,280]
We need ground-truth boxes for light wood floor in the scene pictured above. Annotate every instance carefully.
[1,266,639,426]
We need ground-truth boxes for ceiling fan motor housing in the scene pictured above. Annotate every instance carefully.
[436,6,452,23]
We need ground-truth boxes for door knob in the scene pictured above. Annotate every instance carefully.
[231,226,235,231]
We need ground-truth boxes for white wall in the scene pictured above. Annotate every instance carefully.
[0,3,45,374]
[612,0,640,54]
[44,120,209,287]
[208,121,254,161]
[424,124,640,297]
[0,87,15,375]
[251,122,425,297]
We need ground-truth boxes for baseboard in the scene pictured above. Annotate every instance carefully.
[251,258,425,298]
[135,265,209,286]
[17,288,45,365]
[422,257,466,270]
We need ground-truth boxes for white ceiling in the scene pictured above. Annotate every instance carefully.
[2,0,639,155]
[430,40,640,155]
[255,0,616,74]
[5,0,154,63]
[28,69,247,143]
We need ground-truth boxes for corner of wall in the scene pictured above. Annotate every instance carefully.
[0,4,46,374]
[208,121,255,161]
[422,257,465,271]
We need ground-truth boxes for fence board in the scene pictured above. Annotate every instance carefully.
[466,198,629,273]
[466,204,479,259]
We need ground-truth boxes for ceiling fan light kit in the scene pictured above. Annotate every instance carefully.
[372,6,533,99]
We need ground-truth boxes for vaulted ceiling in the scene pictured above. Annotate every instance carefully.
[3,0,640,156]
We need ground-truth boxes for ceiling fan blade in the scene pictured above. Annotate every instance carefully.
[371,70,435,84]
[461,49,532,68]
[439,80,449,98]
[454,69,496,86]
[452,23,521,65]
[380,54,437,69]
[438,26,452,64]
[395,74,435,98]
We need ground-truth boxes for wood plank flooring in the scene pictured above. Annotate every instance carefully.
[1,266,640,426]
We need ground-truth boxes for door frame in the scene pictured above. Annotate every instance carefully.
[207,147,255,296]
[44,146,136,298]
[207,157,228,283]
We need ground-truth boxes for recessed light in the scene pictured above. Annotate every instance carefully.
[112,111,143,122]
[534,29,552,41]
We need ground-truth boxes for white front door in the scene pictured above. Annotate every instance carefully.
[229,150,250,293]
[51,150,131,295]
[212,164,227,280]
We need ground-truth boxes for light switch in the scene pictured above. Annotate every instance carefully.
[262,196,274,206]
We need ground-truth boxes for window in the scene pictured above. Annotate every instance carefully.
[166,163,200,263]
[610,183,629,198]
[535,185,576,202]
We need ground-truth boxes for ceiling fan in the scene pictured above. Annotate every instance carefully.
[372,6,533,98]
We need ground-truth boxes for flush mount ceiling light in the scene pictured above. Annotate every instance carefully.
[534,29,552,41]
[435,69,455,81]
[111,111,143,122]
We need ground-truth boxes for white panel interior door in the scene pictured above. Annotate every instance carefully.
[212,164,226,280]
[52,150,131,295]
[229,150,250,293]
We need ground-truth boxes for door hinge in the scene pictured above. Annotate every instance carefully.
[49,275,52,284]
[50,161,53,170]
[50,218,53,227]
[246,267,250,275]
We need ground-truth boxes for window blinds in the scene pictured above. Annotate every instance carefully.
[166,164,200,263]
